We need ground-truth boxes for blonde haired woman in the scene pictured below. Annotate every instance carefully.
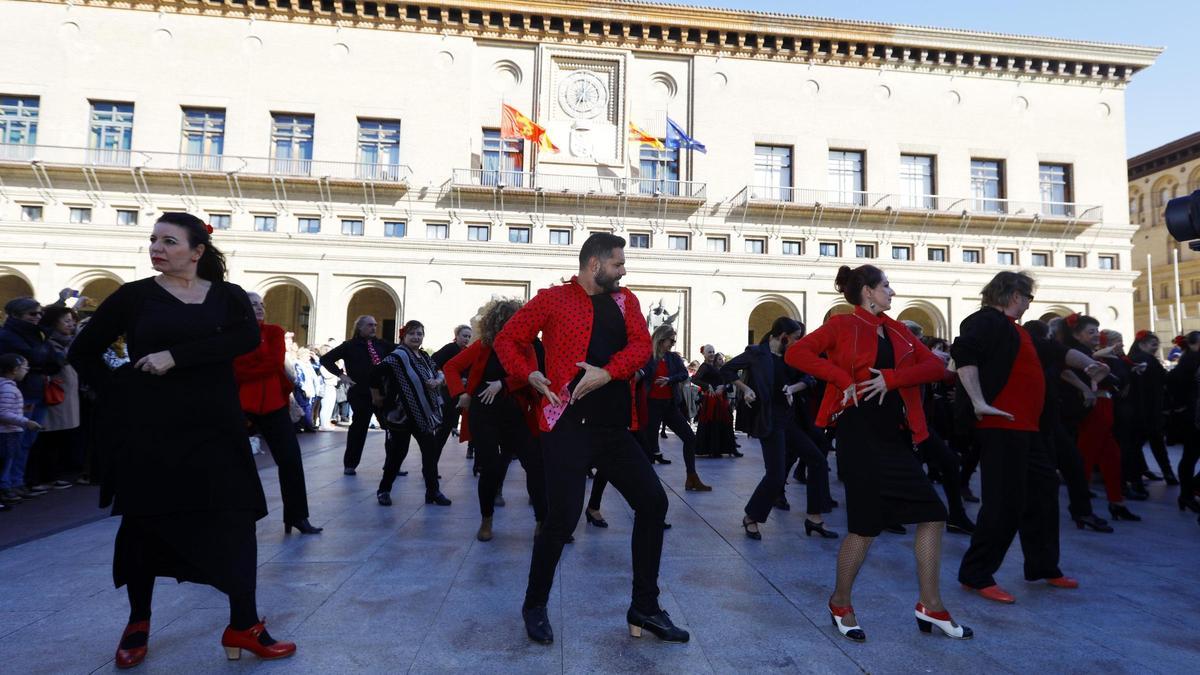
[640,324,710,491]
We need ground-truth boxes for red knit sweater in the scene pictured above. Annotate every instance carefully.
[233,322,292,415]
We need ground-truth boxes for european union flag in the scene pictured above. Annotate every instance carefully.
[664,117,707,154]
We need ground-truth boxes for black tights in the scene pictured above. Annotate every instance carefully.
[125,576,258,630]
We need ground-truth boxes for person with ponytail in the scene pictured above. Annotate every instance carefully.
[68,212,296,667]
[787,264,971,642]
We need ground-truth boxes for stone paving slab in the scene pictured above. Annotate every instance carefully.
[0,428,1197,673]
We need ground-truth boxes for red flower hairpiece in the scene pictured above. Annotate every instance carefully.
[1098,332,1108,347]
[205,223,214,234]
[1065,313,1080,328]
[1174,335,1187,348]
[1134,330,1151,343]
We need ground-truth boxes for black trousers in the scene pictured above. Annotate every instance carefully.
[525,416,668,614]
[918,431,967,521]
[958,429,1062,588]
[344,390,393,470]
[380,422,443,496]
[1180,427,1200,498]
[644,398,697,473]
[1129,424,1172,477]
[745,410,830,522]
[471,399,547,521]
[245,406,311,525]
[1051,422,1094,520]
[432,392,462,455]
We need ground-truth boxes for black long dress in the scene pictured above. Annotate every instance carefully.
[693,362,737,456]
[835,332,946,537]
[69,277,265,594]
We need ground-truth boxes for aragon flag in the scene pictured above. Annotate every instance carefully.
[501,104,559,153]
[628,122,666,151]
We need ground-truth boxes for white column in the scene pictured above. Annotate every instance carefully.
[1147,253,1156,334]
[1174,248,1185,335]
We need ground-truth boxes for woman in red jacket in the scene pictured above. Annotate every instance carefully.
[233,292,321,535]
[786,265,971,642]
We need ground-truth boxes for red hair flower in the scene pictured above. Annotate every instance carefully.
[205,223,214,234]
[1134,330,1151,343]
[1174,335,1187,348]
[1065,313,1080,329]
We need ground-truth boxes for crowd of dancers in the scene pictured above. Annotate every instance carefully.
[1,213,1197,667]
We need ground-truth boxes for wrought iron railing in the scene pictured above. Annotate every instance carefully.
[739,185,1101,221]
[452,169,706,199]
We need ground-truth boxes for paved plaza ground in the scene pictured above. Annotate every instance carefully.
[1,427,1197,673]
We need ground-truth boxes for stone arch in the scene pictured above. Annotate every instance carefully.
[896,300,948,339]
[65,270,127,312]
[822,302,855,323]
[1038,305,1074,323]
[1128,185,1143,225]
[344,281,401,342]
[1150,175,1180,225]
[747,294,800,345]
[257,276,315,346]
[0,269,35,321]
[1189,165,1200,193]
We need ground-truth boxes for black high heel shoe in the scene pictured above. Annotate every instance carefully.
[742,515,761,540]
[651,454,672,465]
[1108,503,1141,522]
[1073,514,1114,533]
[805,519,838,539]
[1178,496,1200,513]
[425,492,452,506]
[585,510,609,528]
[284,518,323,535]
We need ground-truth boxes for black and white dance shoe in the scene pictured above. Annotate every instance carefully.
[626,607,690,642]
[915,603,973,639]
[828,603,865,642]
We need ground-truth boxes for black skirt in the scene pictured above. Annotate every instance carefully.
[113,510,258,595]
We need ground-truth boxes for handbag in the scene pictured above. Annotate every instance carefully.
[44,377,66,406]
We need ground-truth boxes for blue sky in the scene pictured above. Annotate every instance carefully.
[669,0,1197,157]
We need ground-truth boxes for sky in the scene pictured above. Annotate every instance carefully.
[668,0,1198,157]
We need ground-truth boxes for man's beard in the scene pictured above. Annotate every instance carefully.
[594,270,621,293]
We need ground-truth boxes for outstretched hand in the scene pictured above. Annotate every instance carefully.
[571,362,612,402]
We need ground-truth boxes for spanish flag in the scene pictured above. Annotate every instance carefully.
[501,104,559,153]
[628,122,665,151]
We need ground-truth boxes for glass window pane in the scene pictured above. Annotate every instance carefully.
[928,247,946,262]
[508,227,530,243]
[116,210,138,226]
[271,113,314,175]
[828,150,865,206]
[782,241,802,255]
[384,221,406,238]
[299,217,321,233]
[818,242,839,257]
[970,160,1003,213]
[426,224,449,239]
[753,145,792,200]
[628,233,650,248]
[1039,163,1071,216]
[88,101,134,166]
[899,155,934,209]
[0,96,40,149]
[254,216,277,232]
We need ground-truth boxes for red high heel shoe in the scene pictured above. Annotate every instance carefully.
[220,620,296,661]
[115,620,150,669]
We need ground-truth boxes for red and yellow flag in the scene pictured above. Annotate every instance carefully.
[628,122,665,150]
[501,104,559,153]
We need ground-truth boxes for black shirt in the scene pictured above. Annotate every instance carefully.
[567,294,631,427]
[475,350,509,398]
[770,353,791,409]
[320,336,394,393]
[432,341,463,369]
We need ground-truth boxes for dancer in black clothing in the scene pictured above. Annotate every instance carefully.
[694,345,739,457]
[1168,331,1200,514]
[1128,331,1178,485]
[69,213,294,667]
[320,316,395,475]
[911,336,975,535]
[432,325,472,459]
[641,324,710,491]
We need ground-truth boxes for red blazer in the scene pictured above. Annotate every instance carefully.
[785,306,945,443]
[494,277,651,432]
[233,322,292,416]
[443,340,526,400]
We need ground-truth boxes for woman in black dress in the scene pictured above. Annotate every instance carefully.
[694,345,739,457]
[69,213,296,668]
[787,265,971,642]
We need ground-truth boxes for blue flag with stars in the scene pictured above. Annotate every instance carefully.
[665,117,707,154]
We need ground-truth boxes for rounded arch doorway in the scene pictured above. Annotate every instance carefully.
[262,282,312,346]
[0,273,34,321]
[896,303,946,339]
[823,303,854,323]
[748,296,799,346]
[346,286,399,342]
[80,277,122,313]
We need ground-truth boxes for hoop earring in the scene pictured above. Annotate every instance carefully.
[869,302,877,311]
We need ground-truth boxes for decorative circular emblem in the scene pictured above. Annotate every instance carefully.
[558,70,608,119]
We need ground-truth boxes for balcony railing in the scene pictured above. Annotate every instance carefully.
[452,169,706,200]
[0,143,411,184]
[740,186,1101,221]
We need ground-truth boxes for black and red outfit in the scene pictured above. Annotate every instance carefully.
[319,335,396,471]
[640,351,697,472]
[1167,349,1200,504]
[786,307,946,537]
[369,344,445,500]
[952,307,1064,588]
[1067,338,1125,506]
[444,339,547,522]
[1128,348,1174,482]
[693,361,737,456]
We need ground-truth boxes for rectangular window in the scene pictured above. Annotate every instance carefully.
[115,209,138,226]
[357,119,402,180]
[970,159,1004,213]
[818,242,840,257]
[341,219,364,236]
[997,250,1017,266]
[669,234,691,251]
[89,101,134,166]
[753,145,792,201]
[254,215,277,232]
[20,205,42,222]
[628,232,650,249]
[638,143,680,196]
[962,249,982,264]
[1192,280,1200,296]
[508,226,530,243]
[270,113,314,176]
[69,207,92,224]
[482,129,525,187]
[209,213,232,230]
[745,238,766,254]
[0,96,39,157]
[782,240,802,256]
[1134,289,1141,303]
[927,247,947,262]
[828,150,866,206]
[1065,253,1084,269]
[855,243,875,259]
[1098,255,1117,270]
[298,217,321,234]
[181,108,225,170]
[549,229,572,246]
[891,245,912,261]
[467,224,490,241]
[1039,163,1073,216]
[383,221,406,238]
[426,223,449,240]
[704,236,728,253]
[899,154,935,209]
[1031,252,1050,267]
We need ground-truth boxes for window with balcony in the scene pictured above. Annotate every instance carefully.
[970,159,1004,213]
[855,243,875,258]
[745,238,766,254]
[669,234,691,251]
[482,129,524,187]
[962,249,982,264]
[1039,163,1072,216]
[20,205,42,222]
[254,215,277,232]
[427,223,449,240]
[828,150,865,206]
[638,143,680,196]
[628,232,650,249]
[818,242,840,257]
[753,145,792,200]
[358,119,401,180]
[116,209,138,226]
[549,229,572,246]
[89,101,134,166]
[181,108,225,170]
[270,113,314,176]
[69,207,92,224]
[1032,251,1050,267]
[209,213,232,230]
[1099,255,1117,270]
[899,154,935,208]
[298,217,321,234]
[508,226,530,243]
[997,250,1017,266]
[384,221,406,238]
[468,224,490,241]
[891,245,912,261]
[927,247,947,262]
[0,96,39,157]
[782,240,802,256]
[1065,253,1084,268]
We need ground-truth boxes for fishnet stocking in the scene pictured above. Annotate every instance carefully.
[914,521,945,612]
[829,533,874,625]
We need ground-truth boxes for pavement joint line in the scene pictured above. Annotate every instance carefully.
[403,510,480,675]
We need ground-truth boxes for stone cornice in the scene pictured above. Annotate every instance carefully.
[24,0,1160,85]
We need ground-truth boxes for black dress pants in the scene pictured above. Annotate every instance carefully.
[1129,425,1172,477]
[432,392,461,454]
[344,389,392,470]
[1179,428,1200,498]
[524,416,668,614]
[246,406,311,525]
[745,410,830,522]
[918,431,967,521]
[471,398,547,521]
[1050,422,1094,520]
[644,398,698,473]
[380,423,443,497]
[959,429,1063,589]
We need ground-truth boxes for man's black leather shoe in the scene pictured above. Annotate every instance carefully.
[627,607,689,643]
[523,606,554,644]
